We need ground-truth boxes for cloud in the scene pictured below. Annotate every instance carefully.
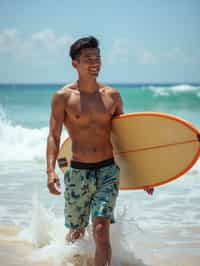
[0,29,19,54]
[0,28,73,62]
[139,48,200,65]
[108,39,129,64]
[31,30,72,50]
[107,40,200,67]
[140,51,158,64]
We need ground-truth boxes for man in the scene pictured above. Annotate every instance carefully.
[46,36,154,266]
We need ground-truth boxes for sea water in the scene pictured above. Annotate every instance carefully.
[0,83,200,265]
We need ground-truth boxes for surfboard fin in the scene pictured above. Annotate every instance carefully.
[57,157,68,168]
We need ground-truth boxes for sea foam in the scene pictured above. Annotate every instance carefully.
[16,195,148,266]
[0,107,67,162]
[149,84,200,97]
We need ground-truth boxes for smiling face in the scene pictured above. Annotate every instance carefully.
[72,48,101,78]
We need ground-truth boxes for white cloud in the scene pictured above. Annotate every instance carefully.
[0,28,73,60]
[108,39,129,64]
[140,51,158,64]
[107,41,200,67]
[31,30,72,50]
[32,30,56,42]
[0,29,19,54]
[139,48,200,65]
[162,49,185,61]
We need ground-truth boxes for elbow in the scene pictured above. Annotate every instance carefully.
[47,133,60,144]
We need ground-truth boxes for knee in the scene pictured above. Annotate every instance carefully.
[93,223,109,246]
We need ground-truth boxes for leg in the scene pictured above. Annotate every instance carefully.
[64,167,91,244]
[91,163,120,265]
[93,217,111,266]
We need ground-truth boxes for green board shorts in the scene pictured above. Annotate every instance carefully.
[64,158,120,230]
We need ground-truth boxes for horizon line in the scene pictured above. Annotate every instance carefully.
[0,81,200,85]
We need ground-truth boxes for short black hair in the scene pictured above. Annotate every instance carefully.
[69,36,100,60]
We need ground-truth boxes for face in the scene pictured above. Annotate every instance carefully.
[72,48,101,78]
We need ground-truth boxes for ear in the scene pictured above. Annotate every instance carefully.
[72,60,78,69]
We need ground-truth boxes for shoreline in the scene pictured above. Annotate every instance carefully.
[0,224,200,266]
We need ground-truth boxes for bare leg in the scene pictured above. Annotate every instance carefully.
[66,227,85,243]
[93,218,111,266]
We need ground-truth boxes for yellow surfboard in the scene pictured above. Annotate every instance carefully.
[57,112,200,190]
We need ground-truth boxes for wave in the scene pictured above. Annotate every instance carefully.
[148,84,200,97]
[0,108,67,162]
[1,83,199,161]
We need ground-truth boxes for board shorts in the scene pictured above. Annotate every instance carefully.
[64,158,120,230]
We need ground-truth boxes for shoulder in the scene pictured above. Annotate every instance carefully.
[100,84,122,101]
[100,83,120,95]
[51,83,77,103]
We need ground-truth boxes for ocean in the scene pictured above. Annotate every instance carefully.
[0,83,200,266]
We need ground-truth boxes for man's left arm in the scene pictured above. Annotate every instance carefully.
[113,91,124,116]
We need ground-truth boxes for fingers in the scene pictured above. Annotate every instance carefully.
[55,178,61,188]
[148,187,154,195]
[48,179,61,195]
[144,187,154,195]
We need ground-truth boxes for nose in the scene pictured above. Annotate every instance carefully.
[89,58,101,66]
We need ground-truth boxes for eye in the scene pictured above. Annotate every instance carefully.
[82,56,101,64]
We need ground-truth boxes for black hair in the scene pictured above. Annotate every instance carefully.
[69,36,99,60]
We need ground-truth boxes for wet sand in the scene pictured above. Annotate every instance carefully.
[0,224,48,266]
[0,225,132,266]
[1,224,200,266]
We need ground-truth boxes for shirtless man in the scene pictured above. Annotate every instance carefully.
[46,36,154,266]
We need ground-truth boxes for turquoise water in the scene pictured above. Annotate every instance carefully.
[0,83,200,265]
[0,83,200,128]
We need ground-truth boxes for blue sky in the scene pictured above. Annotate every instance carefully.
[0,0,199,83]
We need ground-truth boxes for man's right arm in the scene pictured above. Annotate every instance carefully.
[46,91,66,195]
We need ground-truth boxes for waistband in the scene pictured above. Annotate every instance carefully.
[70,158,115,169]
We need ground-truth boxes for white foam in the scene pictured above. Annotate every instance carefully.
[149,84,200,97]
[0,107,67,162]
[170,84,199,93]
[4,189,200,265]
[0,205,10,220]
[16,195,147,266]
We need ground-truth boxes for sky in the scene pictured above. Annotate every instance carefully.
[0,0,200,84]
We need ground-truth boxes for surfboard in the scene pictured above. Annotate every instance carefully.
[57,112,200,190]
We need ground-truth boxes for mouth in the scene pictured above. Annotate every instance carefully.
[88,67,99,75]
[89,67,99,72]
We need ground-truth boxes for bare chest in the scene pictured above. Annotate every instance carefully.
[65,92,116,124]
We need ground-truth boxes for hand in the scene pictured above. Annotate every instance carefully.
[144,186,154,195]
[47,172,61,195]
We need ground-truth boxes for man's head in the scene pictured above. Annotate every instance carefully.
[70,36,100,60]
[70,36,101,78]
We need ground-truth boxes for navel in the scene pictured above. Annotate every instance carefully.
[75,114,80,119]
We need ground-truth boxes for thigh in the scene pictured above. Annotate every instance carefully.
[91,163,120,223]
[64,167,91,229]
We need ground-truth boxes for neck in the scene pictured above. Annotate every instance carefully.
[77,77,98,93]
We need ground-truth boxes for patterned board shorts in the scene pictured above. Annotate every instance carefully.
[64,158,120,230]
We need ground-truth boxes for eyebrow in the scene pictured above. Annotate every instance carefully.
[83,54,101,58]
